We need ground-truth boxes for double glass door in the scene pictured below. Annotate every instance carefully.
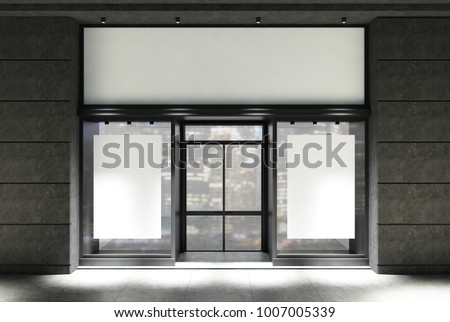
[183,125,263,251]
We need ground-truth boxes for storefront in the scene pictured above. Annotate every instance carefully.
[78,26,369,266]
[1,8,449,274]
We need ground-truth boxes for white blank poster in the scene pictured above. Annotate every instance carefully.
[94,135,162,239]
[287,134,355,239]
[84,28,364,105]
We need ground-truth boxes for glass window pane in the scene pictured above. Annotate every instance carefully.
[225,216,261,251]
[185,126,263,141]
[187,216,223,251]
[276,121,365,255]
[186,144,223,211]
[83,121,172,255]
[225,145,261,211]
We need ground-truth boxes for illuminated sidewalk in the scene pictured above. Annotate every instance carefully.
[0,269,449,302]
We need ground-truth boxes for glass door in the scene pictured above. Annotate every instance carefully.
[183,125,264,251]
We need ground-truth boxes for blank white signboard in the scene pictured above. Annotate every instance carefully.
[84,28,364,105]
[94,135,162,239]
[287,134,355,239]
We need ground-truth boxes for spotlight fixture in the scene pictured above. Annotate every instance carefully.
[256,17,261,24]
[175,17,181,24]
[101,17,106,24]
[149,121,154,125]
[104,121,109,125]
[341,17,347,24]
[127,121,132,125]
[335,121,340,125]
[313,121,317,125]
[290,121,295,125]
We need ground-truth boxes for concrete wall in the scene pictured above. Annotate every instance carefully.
[370,17,450,273]
[0,17,79,273]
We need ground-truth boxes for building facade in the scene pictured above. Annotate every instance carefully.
[0,1,449,274]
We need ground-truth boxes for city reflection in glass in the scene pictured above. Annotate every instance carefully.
[185,126,263,251]
[277,122,366,255]
[84,122,172,255]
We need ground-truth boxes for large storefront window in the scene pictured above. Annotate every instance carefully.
[276,122,366,257]
[80,120,367,264]
[82,122,172,257]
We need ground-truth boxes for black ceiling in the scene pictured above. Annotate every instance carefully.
[0,1,449,25]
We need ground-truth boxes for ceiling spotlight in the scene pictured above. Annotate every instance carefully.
[313,121,317,125]
[335,121,340,125]
[175,17,181,24]
[341,17,347,24]
[101,17,106,24]
[256,17,261,24]
[127,121,132,125]
[104,121,109,125]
